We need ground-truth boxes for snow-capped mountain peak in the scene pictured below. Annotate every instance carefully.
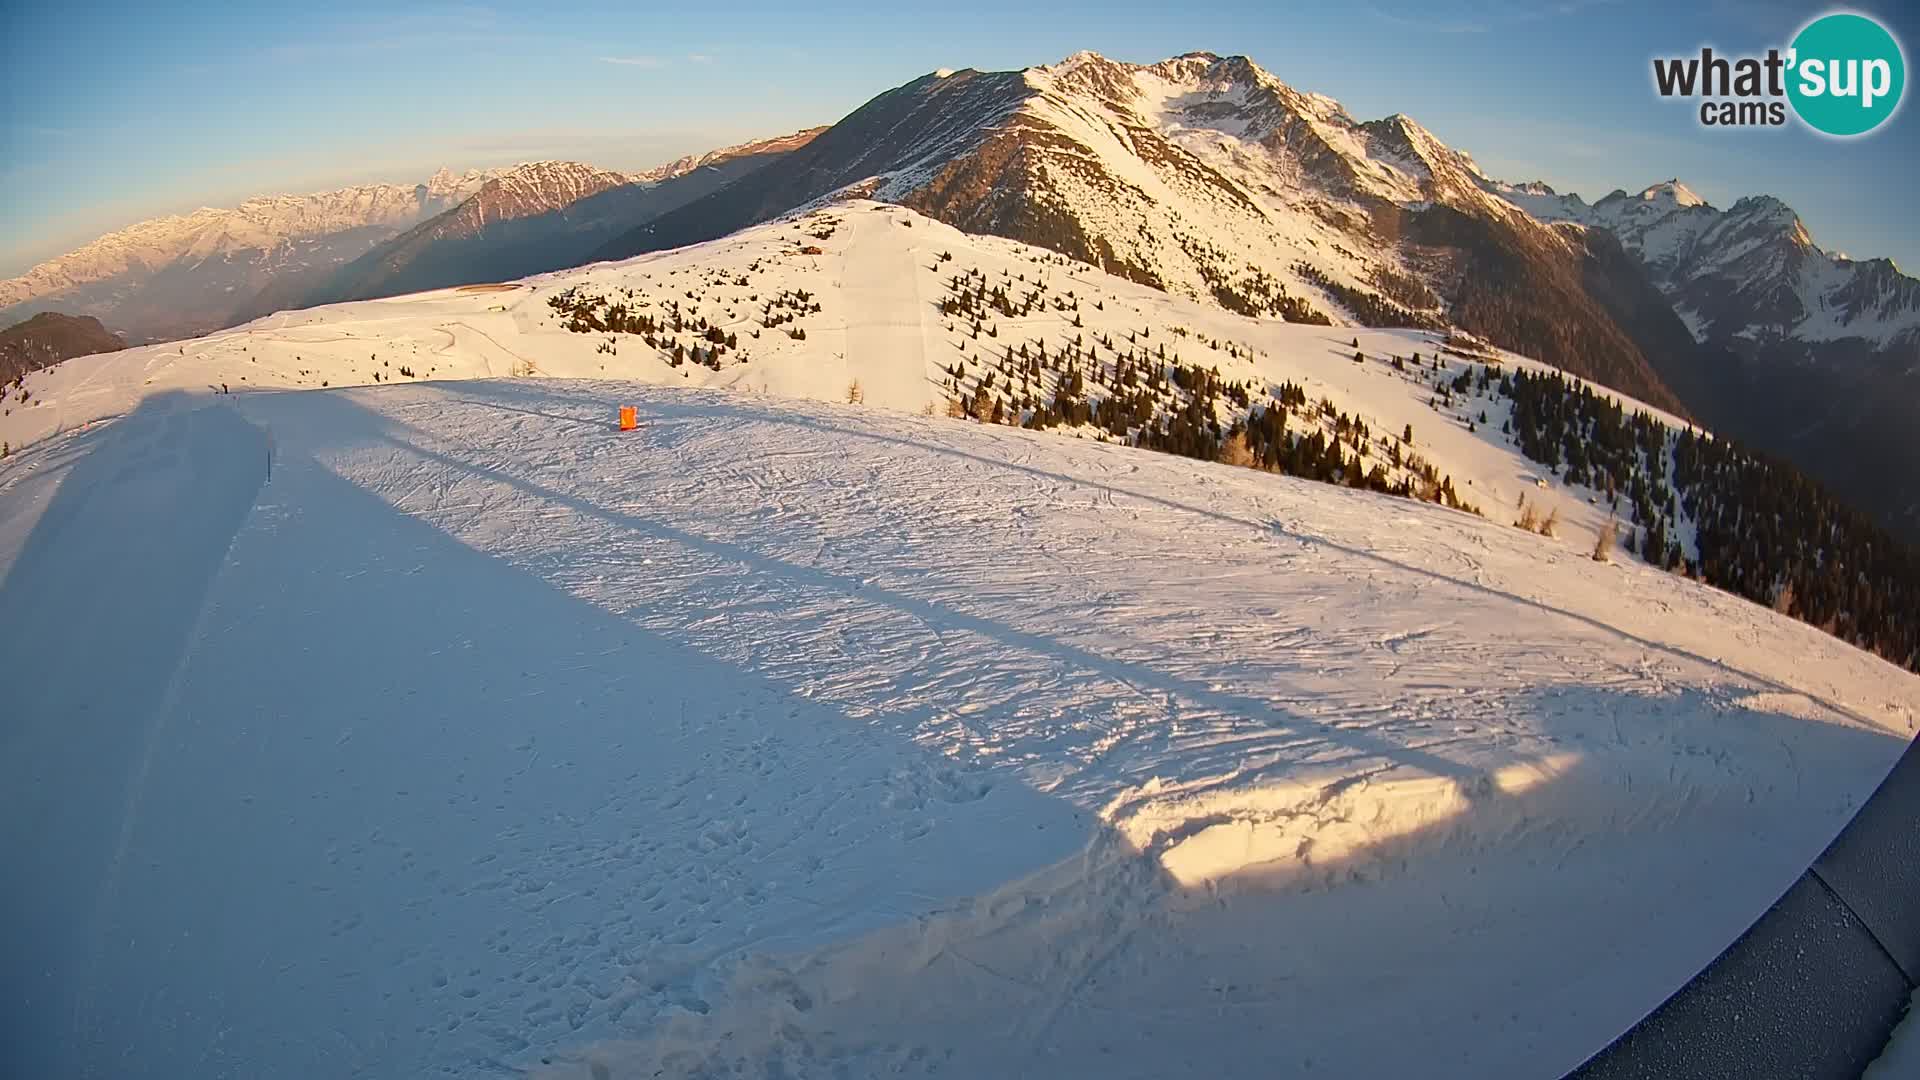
[594,50,1687,411]
[423,166,500,200]
[1029,48,1146,105]
[1020,51,1512,217]
[337,160,644,268]
[1495,174,1916,353]
[632,127,831,185]
[1725,194,1808,239]
[456,161,639,227]
[1638,179,1706,209]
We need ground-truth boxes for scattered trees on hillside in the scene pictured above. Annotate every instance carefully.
[1492,363,1918,670]
[933,262,1478,516]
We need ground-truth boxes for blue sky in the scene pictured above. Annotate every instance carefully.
[4,0,1916,276]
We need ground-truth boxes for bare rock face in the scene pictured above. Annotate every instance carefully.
[305,130,825,306]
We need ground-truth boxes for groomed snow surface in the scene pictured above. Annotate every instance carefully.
[3,374,1915,1079]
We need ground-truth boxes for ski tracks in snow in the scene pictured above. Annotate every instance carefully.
[272,381,1911,1078]
[5,381,1913,1079]
[838,209,935,411]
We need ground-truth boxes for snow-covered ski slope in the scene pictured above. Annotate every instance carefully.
[1,201,1916,1078]
[4,382,1916,1079]
[5,200,1684,564]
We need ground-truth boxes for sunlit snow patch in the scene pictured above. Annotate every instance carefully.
[1106,752,1583,890]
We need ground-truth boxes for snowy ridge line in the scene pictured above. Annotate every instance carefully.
[1485,177,1920,351]
[5,201,1914,674]
[0,168,507,309]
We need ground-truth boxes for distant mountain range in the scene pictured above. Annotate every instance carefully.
[0,168,503,343]
[1492,178,1919,356]
[1490,177,1920,537]
[0,133,824,347]
[5,52,1915,537]
[289,129,824,307]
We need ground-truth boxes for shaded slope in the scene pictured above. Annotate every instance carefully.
[1494,178,1920,539]
[1,312,125,384]
[591,69,1029,260]
[288,135,823,311]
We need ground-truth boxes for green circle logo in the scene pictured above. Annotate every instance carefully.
[1787,12,1905,136]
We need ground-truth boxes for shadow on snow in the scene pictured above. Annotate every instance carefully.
[0,382,1903,1080]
